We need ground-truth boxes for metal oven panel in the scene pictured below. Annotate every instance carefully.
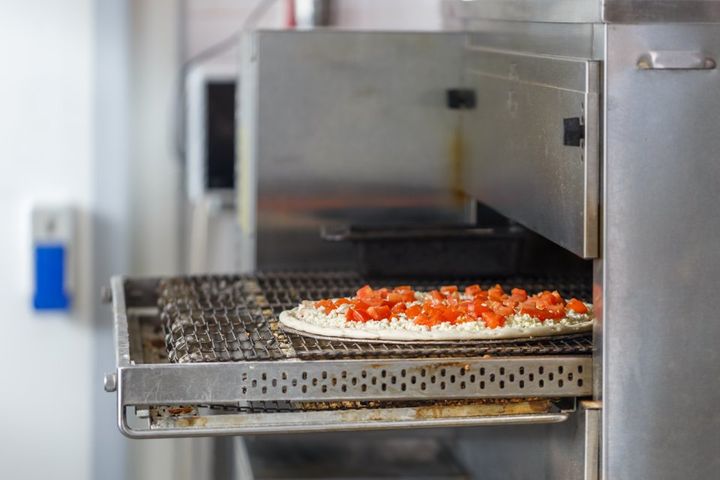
[239,31,472,272]
[451,0,720,24]
[462,49,600,258]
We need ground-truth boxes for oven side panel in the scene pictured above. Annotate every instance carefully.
[604,24,720,479]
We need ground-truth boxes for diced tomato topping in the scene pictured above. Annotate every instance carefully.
[356,285,374,298]
[430,290,444,302]
[399,291,416,302]
[391,302,407,315]
[488,284,505,301]
[538,291,563,306]
[314,299,336,313]
[440,308,462,323]
[494,305,514,317]
[405,305,422,318]
[464,284,482,296]
[346,307,371,322]
[313,283,586,330]
[520,302,565,321]
[367,305,391,320]
[566,298,588,314]
[334,298,351,307]
[455,315,476,324]
[386,292,404,304]
[414,314,439,327]
[440,285,458,295]
[482,311,506,329]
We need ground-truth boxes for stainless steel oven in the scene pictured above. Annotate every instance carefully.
[104,2,720,478]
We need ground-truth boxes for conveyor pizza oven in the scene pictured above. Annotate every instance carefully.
[105,2,720,479]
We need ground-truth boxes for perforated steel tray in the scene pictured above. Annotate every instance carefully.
[108,272,594,438]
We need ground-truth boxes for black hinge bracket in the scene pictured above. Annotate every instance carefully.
[563,117,585,147]
[447,89,476,110]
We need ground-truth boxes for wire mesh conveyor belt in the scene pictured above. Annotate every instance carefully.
[158,272,593,364]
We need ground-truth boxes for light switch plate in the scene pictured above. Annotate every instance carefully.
[32,206,75,311]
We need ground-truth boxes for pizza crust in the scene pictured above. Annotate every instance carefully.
[279,307,593,342]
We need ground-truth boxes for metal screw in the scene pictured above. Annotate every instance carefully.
[104,372,117,392]
[100,286,112,304]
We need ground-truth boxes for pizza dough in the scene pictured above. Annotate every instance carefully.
[279,299,593,342]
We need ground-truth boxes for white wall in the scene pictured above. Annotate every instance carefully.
[184,0,447,62]
[0,1,94,479]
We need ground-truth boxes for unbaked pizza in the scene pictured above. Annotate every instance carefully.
[279,284,593,341]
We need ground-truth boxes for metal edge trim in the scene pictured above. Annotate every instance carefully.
[111,276,131,368]
[583,60,601,259]
[118,412,570,439]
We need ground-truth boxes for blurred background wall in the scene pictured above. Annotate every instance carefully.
[0,1,449,479]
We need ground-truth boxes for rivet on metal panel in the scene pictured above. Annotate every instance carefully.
[103,372,117,392]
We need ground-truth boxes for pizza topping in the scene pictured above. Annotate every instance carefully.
[309,284,591,332]
[566,298,589,314]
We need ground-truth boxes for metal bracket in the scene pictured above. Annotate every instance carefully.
[447,89,476,110]
[564,117,585,147]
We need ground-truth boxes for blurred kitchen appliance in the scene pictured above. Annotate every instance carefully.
[105,2,720,479]
[185,63,237,201]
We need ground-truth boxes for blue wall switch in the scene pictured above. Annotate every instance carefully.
[32,207,74,312]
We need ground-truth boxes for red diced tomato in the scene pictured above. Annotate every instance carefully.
[441,308,462,323]
[482,311,506,329]
[356,285,374,298]
[520,302,565,321]
[440,285,458,295]
[367,305,391,320]
[391,302,407,315]
[464,284,482,296]
[399,291,416,302]
[386,292,404,304]
[510,288,527,301]
[470,300,491,317]
[334,298,351,308]
[566,298,589,314]
[494,305,514,317]
[488,284,505,301]
[346,307,371,322]
[430,290,444,302]
[413,314,436,326]
[405,305,422,318]
[315,299,336,313]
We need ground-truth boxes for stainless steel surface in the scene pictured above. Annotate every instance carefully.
[466,21,605,60]
[637,50,717,70]
[119,357,591,404]
[582,401,601,480]
[604,24,720,479]
[454,0,720,23]
[453,407,589,479]
[240,31,472,272]
[462,48,600,258]
[455,0,601,23]
[242,436,469,480]
[121,406,570,439]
